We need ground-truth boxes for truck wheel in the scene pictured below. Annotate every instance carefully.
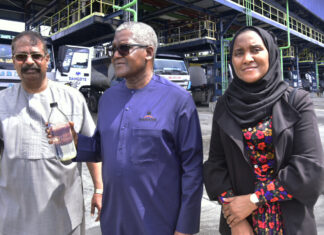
[88,95,98,113]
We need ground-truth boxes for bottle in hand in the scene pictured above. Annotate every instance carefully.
[48,102,76,161]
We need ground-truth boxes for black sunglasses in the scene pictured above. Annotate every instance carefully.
[13,53,45,62]
[111,44,148,57]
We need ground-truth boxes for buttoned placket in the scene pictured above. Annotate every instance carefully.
[116,90,136,166]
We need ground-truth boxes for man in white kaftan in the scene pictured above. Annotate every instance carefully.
[0,31,102,235]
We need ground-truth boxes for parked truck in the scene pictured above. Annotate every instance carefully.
[189,65,215,105]
[154,51,191,90]
[0,30,20,90]
[55,45,191,112]
[1,29,191,113]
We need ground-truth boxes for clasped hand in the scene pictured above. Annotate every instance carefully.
[222,194,258,228]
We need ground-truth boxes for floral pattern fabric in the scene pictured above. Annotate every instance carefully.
[243,116,292,234]
[219,116,293,234]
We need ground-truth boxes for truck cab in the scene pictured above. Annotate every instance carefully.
[0,30,19,90]
[56,45,111,112]
[154,52,191,90]
[55,45,92,89]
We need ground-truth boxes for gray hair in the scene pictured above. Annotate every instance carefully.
[116,22,158,54]
[12,31,47,55]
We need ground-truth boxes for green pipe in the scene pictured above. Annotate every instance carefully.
[315,61,319,90]
[113,0,138,22]
[279,0,290,80]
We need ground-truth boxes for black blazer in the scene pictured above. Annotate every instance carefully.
[204,88,324,235]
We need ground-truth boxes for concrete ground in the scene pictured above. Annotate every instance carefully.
[82,95,324,235]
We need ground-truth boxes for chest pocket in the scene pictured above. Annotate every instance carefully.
[130,128,163,164]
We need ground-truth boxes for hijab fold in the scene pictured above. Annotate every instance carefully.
[224,26,288,127]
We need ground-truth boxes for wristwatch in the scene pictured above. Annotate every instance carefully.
[250,193,260,206]
[94,188,103,194]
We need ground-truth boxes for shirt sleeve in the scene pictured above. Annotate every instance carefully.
[74,93,101,162]
[254,180,293,205]
[75,128,102,162]
[174,96,203,234]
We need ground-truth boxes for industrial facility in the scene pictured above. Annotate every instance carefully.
[1,0,324,107]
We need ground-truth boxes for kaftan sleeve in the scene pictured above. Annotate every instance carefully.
[174,95,203,234]
[75,96,102,162]
[75,129,102,162]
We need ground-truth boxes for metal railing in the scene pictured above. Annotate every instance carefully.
[299,48,314,62]
[230,0,324,44]
[158,20,217,45]
[34,0,116,36]
[282,47,295,58]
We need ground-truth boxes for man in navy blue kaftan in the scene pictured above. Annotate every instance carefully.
[75,22,203,235]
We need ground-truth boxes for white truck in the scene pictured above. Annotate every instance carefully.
[0,31,20,90]
[154,51,191,91]
[55,45,191,112]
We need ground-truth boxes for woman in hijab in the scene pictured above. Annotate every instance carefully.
[203,26,324,235]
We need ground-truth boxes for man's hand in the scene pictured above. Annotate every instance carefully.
[222,194,257,227]
[67,122,78,147]
[46,121,78,147]
[174,231,191,235]
[231,219,254,235]
[91,193,102,222]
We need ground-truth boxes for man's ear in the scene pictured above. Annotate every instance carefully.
[145,46,154,60]
[45,53,50,64]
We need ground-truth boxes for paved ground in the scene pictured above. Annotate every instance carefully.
[82,95,324,235]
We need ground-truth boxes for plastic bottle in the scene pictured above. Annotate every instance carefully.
[48,102,76,161]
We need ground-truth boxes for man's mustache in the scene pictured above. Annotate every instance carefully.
[21,66,41,73]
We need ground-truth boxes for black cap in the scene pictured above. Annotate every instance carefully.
[50,102,58,108]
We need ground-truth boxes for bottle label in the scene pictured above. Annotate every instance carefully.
[50,123,73,145]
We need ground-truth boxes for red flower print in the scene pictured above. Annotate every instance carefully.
[270,197,278,202]
[255,167,262,176]
[258,221,266,229]
[278,186,284,191]
[258,142,266,151]
[256,130,265,139]
[267,182,275,191]
[262,164,269,171]
[259,155,267,163]
[244,132,252,140]
[269,222,275,229]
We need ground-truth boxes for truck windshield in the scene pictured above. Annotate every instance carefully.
[0,44,14,70]
[154,58,188,75]
[71,51,89,68]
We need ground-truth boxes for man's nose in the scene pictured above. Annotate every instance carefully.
[25,55,36,64]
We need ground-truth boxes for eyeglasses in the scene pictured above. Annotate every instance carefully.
[13,53,45,62]
[111,44,148,57]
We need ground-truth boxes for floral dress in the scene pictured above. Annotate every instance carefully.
[219,116,293,234]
